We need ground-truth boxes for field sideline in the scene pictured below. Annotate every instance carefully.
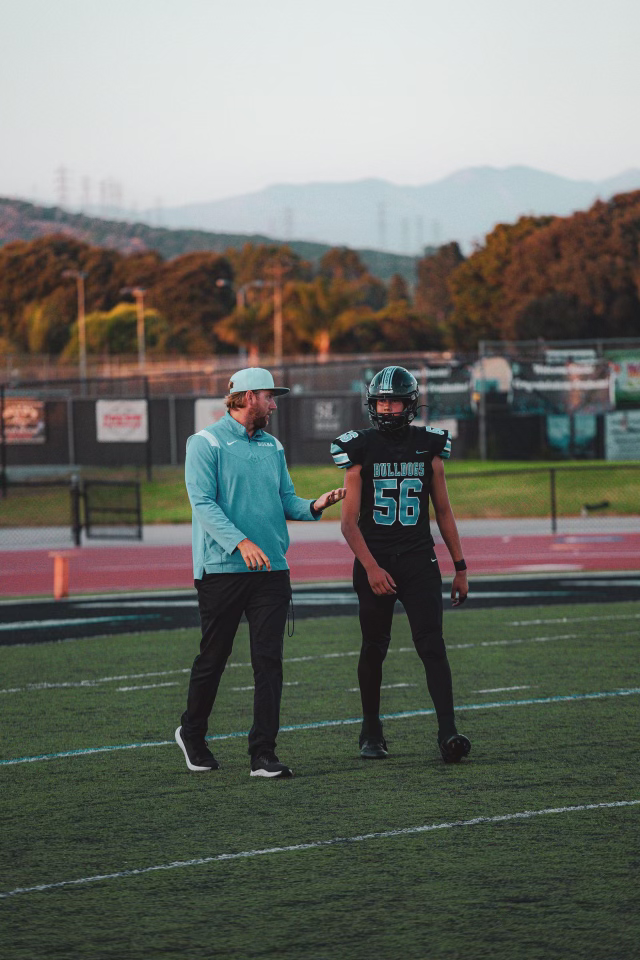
[1,600,639,959]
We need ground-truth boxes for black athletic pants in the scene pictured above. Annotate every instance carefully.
[353,546,456,736]
[181,570,292,756]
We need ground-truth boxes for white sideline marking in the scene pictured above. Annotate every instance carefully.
[474,685,531,694]
[0,616,156,632]
[231,682,300,692]
[0,634,579,696]
[3,687,639,767]
[116,682,179,692]
[1,800,637,900]
[508,613,640,626]
[0,668,191,695]
[347,683,417,692]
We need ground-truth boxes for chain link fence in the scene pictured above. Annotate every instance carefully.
[0,477,141,549]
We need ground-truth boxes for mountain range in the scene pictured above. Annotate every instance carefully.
[146,166,640,253]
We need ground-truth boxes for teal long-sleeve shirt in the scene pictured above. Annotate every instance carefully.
[185,412,319,577]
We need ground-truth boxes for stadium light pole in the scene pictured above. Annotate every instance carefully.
[265,261,292,368]
[121,286,147,371]
[235,281,265,365]
[63,269,88,382]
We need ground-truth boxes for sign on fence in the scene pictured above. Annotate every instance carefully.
[194,398,226,433]
[510,360,614,415]
[1,398,46,444]
[96,400,148,442]
[605,350,640,405]
[605,411,640,460]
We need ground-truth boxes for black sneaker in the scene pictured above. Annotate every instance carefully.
[438,733,471,764]
[175,726,220,771]
[250,751,293,778]
[359,718,389,759]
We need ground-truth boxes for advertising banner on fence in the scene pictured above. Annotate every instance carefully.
[411,366,473,419]
[605,410,640,460]
[96,400,148,443]
[194,398,227,433]
[1,398,46,444]
[510,359,614,414]
[604,350,640,406]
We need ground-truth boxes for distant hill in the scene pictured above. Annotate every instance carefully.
[0,198,421,285]
[144,166,640,253]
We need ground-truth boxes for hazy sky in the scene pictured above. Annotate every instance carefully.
[2,0,639,210]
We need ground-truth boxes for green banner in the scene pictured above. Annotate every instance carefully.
[604,350,640,405]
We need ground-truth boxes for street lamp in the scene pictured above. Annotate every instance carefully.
[120,286,147,370]
[62,269,87,381]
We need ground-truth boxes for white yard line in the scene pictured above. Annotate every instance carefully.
[1,800,637,900]
[0,634,579,696]
[508,613,640,626]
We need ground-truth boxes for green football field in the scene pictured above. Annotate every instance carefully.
[1,601,640,959]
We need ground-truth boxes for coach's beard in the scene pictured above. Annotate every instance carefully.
[253,413,270,431]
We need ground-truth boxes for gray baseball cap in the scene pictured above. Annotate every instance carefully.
[227,367,290,397]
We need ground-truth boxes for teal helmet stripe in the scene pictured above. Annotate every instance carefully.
[381,366,397,392]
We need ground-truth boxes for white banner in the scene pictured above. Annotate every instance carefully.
[96,400,148,443]
[194,398,227,433]
[605,411,640,461]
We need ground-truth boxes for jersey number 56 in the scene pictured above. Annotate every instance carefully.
[373,478,422,526]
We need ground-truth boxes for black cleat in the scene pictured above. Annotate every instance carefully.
[250,751,293,778]
[360,737,389,759]
[175,726,220,771]
[359,718,389,759]
[439,733,471,764]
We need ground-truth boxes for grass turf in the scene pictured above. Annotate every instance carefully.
[1,601,639,959]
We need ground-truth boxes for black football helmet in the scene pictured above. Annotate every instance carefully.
[367,366,419,431]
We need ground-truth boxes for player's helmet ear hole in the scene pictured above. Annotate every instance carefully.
[367,366,419,432]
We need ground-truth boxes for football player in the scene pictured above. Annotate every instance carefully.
[331,365,471,764]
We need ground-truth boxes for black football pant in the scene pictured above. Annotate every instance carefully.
[181,570,292,757]
[353,547,456,736]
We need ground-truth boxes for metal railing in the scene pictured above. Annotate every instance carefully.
[446,463,640,533]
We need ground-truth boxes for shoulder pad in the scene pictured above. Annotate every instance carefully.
[424,426,452,459]
[330,429,365,469]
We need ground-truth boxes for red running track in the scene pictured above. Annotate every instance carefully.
[1,533,640,598]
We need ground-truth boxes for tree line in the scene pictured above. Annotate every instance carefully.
[1,190,639,361]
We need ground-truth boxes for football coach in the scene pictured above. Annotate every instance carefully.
[176,367,345,779]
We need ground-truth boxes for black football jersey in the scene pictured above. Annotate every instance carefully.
[331,425,451,555]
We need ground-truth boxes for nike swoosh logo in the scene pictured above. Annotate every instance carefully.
[227,440,238,445]
[431,558,437,562]
[416,449,428,454]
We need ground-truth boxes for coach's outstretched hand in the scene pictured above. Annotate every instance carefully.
[451,570,468,607]
[313,488,346,512]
